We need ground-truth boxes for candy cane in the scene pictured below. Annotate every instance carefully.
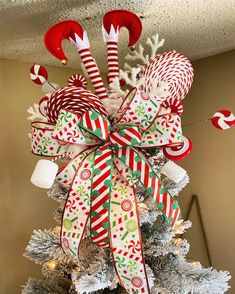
[102,10,142,85]
[44,20,108,100]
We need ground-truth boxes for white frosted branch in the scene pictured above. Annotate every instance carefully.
[125,44,149,64]
[119,67,144,89]
[123,62,132,73]
[108,76,127,99]
[148,78,170,99]
[146,34,165,59]
[125,34,165,67]
[174,219,192,235]
[27,103,46,121]
[24,229,75,264]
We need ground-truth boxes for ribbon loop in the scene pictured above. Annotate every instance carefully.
[81,109,110,141]
[31,121,68,156]
[59,148,96,257]
[114,88,160,131]
[110,126,141,149]
[54,110,101,146]
[140,113,182,148]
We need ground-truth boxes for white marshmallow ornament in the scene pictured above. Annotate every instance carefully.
[31,159,58,189]
[161,160,187,183]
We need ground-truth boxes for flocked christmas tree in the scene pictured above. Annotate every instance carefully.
[23,9,233,294]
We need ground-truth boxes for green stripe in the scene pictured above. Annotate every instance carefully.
[56,145,62,153]
[69,247,76,256]
[155,128,164,135]
[149,98,159,109]
[72,164,77,172]
[111,201,121,205]
[121,275,131,281]
[121,231,129,241]
[71,217,78,222]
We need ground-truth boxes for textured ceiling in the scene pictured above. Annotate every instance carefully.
[0,0,234,70]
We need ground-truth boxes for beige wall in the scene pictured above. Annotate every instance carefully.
[179,50,235,292]
[0,51,234,293]
[0,60,76,293]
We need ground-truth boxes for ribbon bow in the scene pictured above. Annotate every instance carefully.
[31,88,182,293]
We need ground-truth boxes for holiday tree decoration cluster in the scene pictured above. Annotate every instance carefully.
[23,9,233,294]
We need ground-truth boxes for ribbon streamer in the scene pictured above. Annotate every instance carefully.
[31,89,183,293]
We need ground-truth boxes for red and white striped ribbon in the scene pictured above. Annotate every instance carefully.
[114,147,180,226]
[82,110,110,141]
[91,144,112,247]
[110,126,141,147]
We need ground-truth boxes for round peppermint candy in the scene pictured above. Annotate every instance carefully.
[39,96,49,116]
[131,276,143,288]
[68,74,87,89]
[80,169,92,180]
[211,109,235,130]
[141,51,194,102]
[121,199,133,211]
[162,98,184,115]
[30,64,48,85]
[163,136,192,161]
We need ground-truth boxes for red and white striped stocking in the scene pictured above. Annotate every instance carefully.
[69,32,108,100]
